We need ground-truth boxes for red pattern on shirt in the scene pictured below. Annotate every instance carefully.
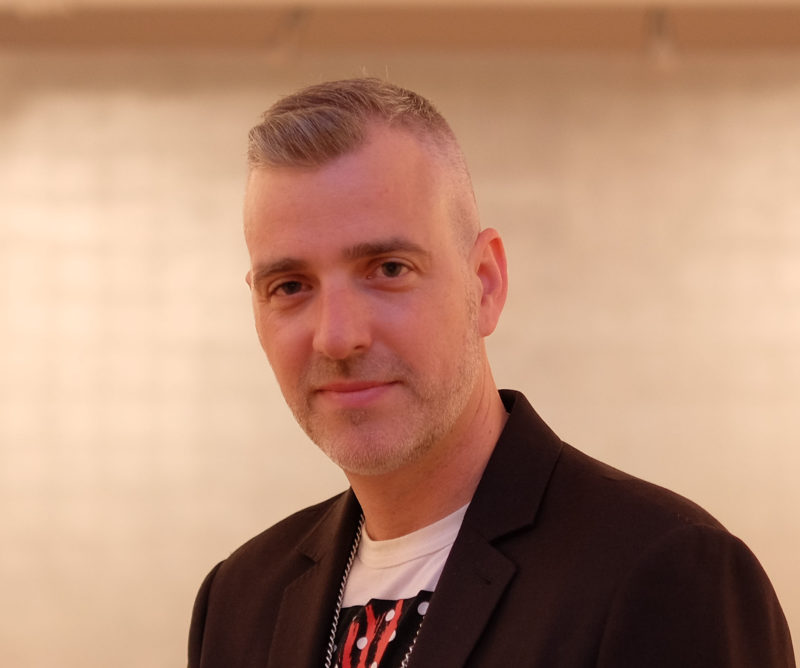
[340,600,404,668]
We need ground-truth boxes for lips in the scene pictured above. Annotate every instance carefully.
[314,380,397,409]
[316,380,388,392]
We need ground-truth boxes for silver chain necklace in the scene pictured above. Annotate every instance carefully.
[323,514,422,668]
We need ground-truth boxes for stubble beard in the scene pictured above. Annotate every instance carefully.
[287,303,483,476]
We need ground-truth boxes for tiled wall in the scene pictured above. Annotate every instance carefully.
[1,49,798,666]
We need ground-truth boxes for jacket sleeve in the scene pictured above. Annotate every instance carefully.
[596,524,795,667]
[188,562,223,668]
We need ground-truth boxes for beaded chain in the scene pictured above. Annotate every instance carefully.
[323,514,365,668]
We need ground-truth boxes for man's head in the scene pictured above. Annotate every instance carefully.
[244,78,507,478]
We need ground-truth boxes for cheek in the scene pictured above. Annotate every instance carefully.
[265,344,307,402]
[388,297,467,366]
[254,315,304,383]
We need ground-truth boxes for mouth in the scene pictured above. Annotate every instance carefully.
[314,380,397,409]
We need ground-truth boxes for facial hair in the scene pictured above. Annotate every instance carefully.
[285,293,482,476]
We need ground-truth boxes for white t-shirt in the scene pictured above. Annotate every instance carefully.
[333,504,468,668]
[343,503,468,607]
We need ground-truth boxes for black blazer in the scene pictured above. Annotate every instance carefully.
[189,390,795,667]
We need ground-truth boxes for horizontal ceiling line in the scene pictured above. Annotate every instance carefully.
[3,7,800,50]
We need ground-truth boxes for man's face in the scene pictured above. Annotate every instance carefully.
[244,125,484,476]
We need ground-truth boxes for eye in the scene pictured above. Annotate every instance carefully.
[271,280,305,297]
[377,261,409,278]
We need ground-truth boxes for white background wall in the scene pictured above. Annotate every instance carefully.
[1,45,798,666]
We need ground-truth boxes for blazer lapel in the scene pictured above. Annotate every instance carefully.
[410,390,564,666]
[411,524,517,666]
[266,491,362,667]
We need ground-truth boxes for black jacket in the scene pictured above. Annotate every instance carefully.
[189,390,794,667]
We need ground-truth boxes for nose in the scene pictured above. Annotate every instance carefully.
[311,283,372,360]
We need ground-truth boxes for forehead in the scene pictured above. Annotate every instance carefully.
[243,126,452,254]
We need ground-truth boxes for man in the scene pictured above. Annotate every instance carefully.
[189,78,794,667]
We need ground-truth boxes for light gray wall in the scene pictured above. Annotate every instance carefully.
[1,48,798,666]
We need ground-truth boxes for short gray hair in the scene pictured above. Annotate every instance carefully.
[247,78,480,252]
[247,77,458,169]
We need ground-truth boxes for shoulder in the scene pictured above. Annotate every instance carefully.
[194,490,349,612]
[189,491,351,667]
[520,439,738,581]
[493,389,723,543]
[218,491,347,574]
[491,389,726,549]
[553,441,723,535]
[595,520,795,666]
[473,397,794,664]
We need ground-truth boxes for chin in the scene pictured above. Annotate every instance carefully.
[316,429,429,478]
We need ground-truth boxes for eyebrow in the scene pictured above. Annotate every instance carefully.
[250,257,309,286]
[251,236,430,284]
[342,237,429,262]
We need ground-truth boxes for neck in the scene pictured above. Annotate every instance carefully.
[344,378,508,541]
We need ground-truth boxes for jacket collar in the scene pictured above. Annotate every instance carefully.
[266,489,362,667]
[410,389,564,666]
[465,389,564,541]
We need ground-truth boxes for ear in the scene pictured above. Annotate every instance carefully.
[471,228,508,337]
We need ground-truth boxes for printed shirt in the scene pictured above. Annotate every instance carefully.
[332,504,468,668]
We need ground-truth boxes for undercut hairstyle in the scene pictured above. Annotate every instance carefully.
[249,77,455,169]
[247,78,480,251]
